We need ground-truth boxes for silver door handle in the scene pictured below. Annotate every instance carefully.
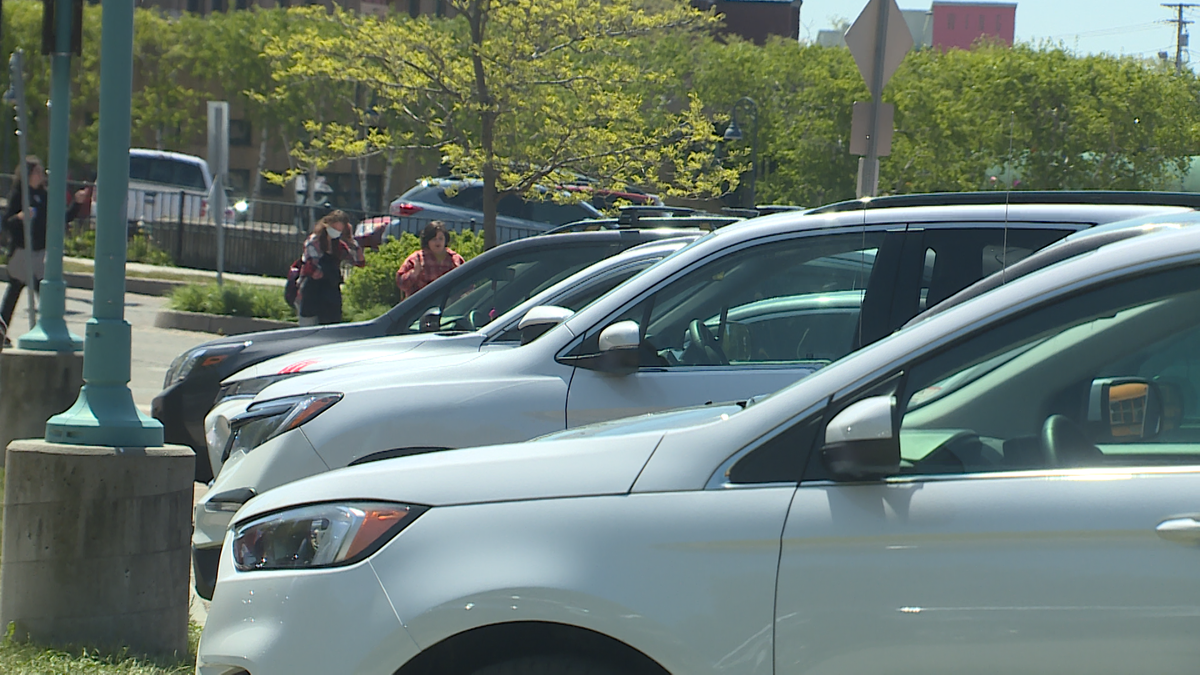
[1156,517,1200,545]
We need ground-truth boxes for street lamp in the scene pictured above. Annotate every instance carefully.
[723,97,758,209]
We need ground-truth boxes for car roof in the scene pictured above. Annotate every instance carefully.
[807,190,1200,214]
[129,148,209,166]
[558,197,1198,336]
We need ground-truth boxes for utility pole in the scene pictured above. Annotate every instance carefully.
[1163,3,1197,73]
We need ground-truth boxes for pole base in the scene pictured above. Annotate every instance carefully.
[46,383,164,447]
[17,321,84,352]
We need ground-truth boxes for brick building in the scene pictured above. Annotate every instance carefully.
[930,1,1015,50]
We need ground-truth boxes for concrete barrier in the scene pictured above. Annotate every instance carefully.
[0,440,195,656]
[0,348,84,468]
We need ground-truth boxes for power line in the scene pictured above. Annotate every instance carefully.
[1162,3,1199,72]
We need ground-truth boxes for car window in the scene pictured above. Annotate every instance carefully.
[439,186,483,211]
[894,267,1200,477]
[914,227,1068,312]
[129,156,153,182]
[573,232,885,368]
[491,263,655,343]
[399,244,618,333]
[528,200,598,226]
[497,193,527,219]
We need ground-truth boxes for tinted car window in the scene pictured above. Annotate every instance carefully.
[398,244,619,333]
[440,186,483,210]
[529,200,600,226]
[130,156,153,182]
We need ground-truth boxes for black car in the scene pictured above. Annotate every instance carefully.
[154,225,714,482]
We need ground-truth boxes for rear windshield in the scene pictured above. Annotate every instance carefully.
[130,156,208,190]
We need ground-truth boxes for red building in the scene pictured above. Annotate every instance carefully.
[931,1,1016,50]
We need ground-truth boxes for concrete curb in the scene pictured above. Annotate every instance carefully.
[153,309,296,336]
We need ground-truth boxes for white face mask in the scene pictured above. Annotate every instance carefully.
[326,226,342,239]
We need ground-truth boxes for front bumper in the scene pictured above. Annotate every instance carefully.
[196,534,421,675]
[151,378,221,482]
[192,428,331,598]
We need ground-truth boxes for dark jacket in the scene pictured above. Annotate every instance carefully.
[3,184,81,253]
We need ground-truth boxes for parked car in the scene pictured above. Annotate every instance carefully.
[124,148,213,224]
[199,236,697,490]
[154,224,718,482]
[198,222,1200,675]
[190,193,1200,597]
[387,178,604,242]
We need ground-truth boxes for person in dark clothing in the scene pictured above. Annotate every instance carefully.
[296,210,364,326]
[1,156,88,343]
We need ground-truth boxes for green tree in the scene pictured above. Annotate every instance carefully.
[131,10,207,151]
[287,2,737,247]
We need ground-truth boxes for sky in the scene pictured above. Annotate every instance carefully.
[799,0,1198,63]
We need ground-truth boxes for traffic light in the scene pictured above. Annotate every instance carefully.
[40,0,84,56]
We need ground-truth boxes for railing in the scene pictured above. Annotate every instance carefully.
[0,177,549,277]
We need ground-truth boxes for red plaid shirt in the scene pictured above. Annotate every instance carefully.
[396,248,465,296]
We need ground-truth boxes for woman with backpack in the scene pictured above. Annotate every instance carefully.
[294,210,364,326]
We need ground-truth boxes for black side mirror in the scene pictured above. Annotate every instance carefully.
[419,308,442,333]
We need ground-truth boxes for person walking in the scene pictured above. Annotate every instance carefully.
[396,221,464,297]
[295,210,364,326]
[1,156,88,345]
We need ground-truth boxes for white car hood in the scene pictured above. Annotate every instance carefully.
[229,332,486,383]
[235,430,665,518]
[253,348,490,399]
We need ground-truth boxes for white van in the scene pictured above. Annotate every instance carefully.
[124,149,214,223]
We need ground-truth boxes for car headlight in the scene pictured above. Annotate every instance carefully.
[164,341,251,388]
[232,501,426,571]
[224,393,342,459]
[215,374,294,404]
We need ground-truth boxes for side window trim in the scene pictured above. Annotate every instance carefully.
[706,399,829,489]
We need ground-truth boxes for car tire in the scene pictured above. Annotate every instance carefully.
[472,655,623,675]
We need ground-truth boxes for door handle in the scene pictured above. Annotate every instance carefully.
[1156,517,1200,545]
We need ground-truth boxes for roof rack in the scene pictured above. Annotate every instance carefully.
[544,206,742,235]
[807,191,1200,214]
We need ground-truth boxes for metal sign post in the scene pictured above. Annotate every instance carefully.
[7,51,37,329]
[207,101,229,286]
[845,0,912,197]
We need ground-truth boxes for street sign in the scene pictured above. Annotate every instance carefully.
[850,101,894,156]
[845,0,913,97]
[844,0,912,197]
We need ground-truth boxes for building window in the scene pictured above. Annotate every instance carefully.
[211,0,227,12]
[229,120,253,147]
[186,0,202,13]
[948,13,955,29]
[236,0,249,8]
[996,15,1002,33]
[408,0,419,17]
[435,0,444,17]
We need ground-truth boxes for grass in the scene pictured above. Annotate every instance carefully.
[0,468,201,674]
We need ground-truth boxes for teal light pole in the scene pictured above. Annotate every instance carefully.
[46,0,163,446]
[19,0,83,351]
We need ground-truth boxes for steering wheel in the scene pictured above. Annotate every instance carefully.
[687,319,728,366]
[467,309,485,331]
[1040,415,1104,468]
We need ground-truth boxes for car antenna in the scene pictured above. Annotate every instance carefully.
[1002,111,1015,284]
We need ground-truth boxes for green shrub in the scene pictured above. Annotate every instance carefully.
[65,229,174,266]
[168,281,296,321]
[342,228,484,322]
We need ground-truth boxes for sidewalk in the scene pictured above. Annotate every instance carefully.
[0,255,285,296]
